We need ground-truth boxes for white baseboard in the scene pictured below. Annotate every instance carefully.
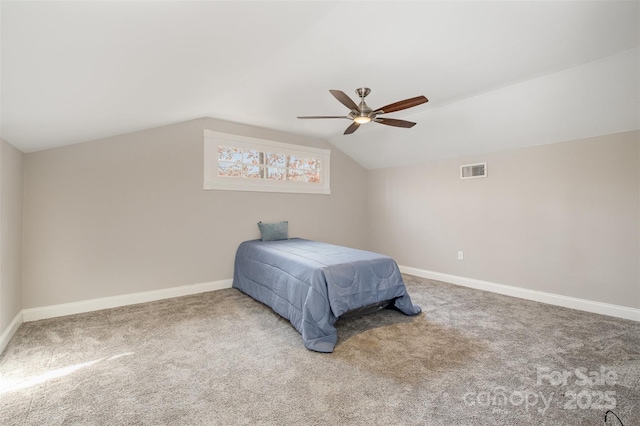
[22,279,233,323]
[399,266,640,322]
[0,310,24,355]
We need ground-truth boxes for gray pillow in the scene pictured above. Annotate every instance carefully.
[258,221,289,241]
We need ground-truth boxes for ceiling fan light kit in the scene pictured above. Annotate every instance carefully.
[298,87,428,135]
[353,116,371,124]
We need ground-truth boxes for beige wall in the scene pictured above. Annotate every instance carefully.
[16,119,640,313]
[22,118,368,309]
[1,139,24,333]
[367,131,640,309]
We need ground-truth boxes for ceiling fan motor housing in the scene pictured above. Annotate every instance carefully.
[354,87,373,121]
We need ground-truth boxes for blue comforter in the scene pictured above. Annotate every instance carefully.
[232,238,421,352]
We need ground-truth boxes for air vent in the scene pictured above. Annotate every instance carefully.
[460,162,487,179]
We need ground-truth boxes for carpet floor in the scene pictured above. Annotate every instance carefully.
[1,275,638,425]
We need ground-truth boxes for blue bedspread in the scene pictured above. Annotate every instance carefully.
[232,238,421,352]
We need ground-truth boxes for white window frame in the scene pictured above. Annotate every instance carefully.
[204,130,331,195]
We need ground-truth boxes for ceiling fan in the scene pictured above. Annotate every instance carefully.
[297,87,428,135]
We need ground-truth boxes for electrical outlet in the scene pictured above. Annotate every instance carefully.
[457,251,464,260]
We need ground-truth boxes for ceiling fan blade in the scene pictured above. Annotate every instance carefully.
[374,95,428,114]
[344,122,360,135]
[330,90,359,112]
[374,117,416,128]
[297,116,349,119]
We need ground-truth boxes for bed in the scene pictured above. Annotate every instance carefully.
[232,238,421,352]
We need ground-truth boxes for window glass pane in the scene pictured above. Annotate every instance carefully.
[288,155,304,169]
[218,146,242,163]
[304,158,320,170]
[266,153,286,168]
[243,150,264,165]
[305,171,321,183]
[298,158,310,170]
[218,162,242,177]
[243,164,263,179]
[266,167,285,180]
[286,169,305,182]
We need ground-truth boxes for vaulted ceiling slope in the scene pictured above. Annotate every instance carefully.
[1,1,638,169]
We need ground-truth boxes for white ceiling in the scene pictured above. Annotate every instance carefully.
[1,1,639,169]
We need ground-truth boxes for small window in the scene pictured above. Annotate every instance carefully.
[204,130,330,194]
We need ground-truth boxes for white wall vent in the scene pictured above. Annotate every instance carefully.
[460,162,487,179]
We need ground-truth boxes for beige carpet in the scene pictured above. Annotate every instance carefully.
[1,275,638,425]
